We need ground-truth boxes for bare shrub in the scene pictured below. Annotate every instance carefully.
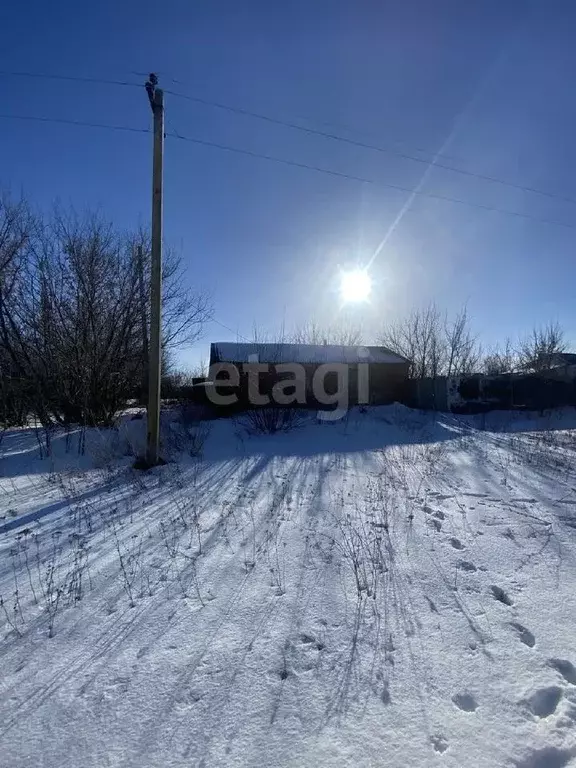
[159,516,189,599]
[15,528,38,605]
[332,503,386,600]
[0,594,22,637]
[38,531,66,637]
[159,515,205,604]
[8,545,26,629]
[65,535,89,604]
[239,407,304,435]
[33,419,56,459]
[109,520,143,608]
[173,490,203,554]
[162,403,211,457]
[88,425,129,468]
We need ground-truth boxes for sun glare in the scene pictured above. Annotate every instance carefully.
[340,269,372,303]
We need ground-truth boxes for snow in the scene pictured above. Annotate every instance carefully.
[1,406,576,767]
[211,341,409,365]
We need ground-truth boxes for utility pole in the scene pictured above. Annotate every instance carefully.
[145,73,164,466]
[136,245,149,402]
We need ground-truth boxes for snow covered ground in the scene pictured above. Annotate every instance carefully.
[1,405,576,768]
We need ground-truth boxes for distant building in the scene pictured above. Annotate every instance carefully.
[540,352,576,380]
[208,342,411,407]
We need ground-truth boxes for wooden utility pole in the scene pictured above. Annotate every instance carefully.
[136,245,149,401]
[145,73,164,466]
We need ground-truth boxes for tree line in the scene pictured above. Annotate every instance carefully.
[251,310,570,382]
[378,306,568,380]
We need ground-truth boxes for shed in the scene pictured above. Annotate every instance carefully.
[209,342,410,407]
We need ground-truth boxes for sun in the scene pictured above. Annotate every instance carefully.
[340,269,372,303]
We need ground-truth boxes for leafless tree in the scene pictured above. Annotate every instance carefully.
[0,194,36,426]
[517,321,566,372]
[0,196,212,427]
[161,365,208,400]
[483,338,516,375]
[127,228,213,350]
[291,320,362,346]
[379,303,479,379]
[1,208,148,425]
[379,304,442,378]
[444,306,481,376]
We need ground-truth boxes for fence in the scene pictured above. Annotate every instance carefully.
[407,372,576,413]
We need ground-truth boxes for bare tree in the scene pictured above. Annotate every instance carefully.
[484,338,516,375]
[379,303,479,379]
[17,208,146,425]
[379,303,444,379]
[127,228,213,350]
[444,306,480,376]
[517,321,566,372]
[291,320,362,346]
[0,194,36,426]
[0,198,213,427]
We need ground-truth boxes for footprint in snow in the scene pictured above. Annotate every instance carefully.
[512,746,575,768]
[102,676,130,701]
[548,659,576,685]
[449,537,465,550]
[283,634,324,673]
[423,505,445,521]
[523,686,563,718]
[509,622,536,648]
[458,560,477,572]
[174,689,203,710]
[299,633,325,651]
[374,672,392,705]
[430,734,449,753]
[452,692,478,712]
[491,585,513,606]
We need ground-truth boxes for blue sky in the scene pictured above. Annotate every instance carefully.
[2,0,576,368]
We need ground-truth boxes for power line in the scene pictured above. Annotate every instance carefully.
[1,111,575,232]
[0,68,462,163]
[0,69,141,89]
[160,84,464,164]
[6,68,576,206]
[0,112,149,135]
[171,132,373,183]
[210,318,252,342]
[165,87,576,207]
[168,131,576,231]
